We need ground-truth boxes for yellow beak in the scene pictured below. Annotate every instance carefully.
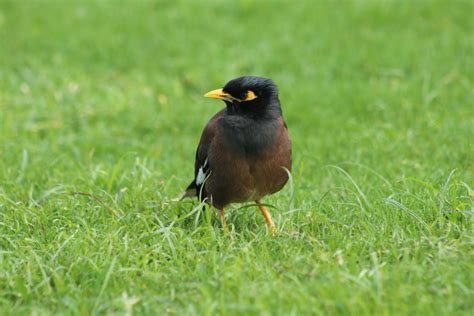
[204,88,234,102]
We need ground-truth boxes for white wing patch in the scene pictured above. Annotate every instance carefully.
[196,158,208,185]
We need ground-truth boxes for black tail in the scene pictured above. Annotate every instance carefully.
[180,180,197,200]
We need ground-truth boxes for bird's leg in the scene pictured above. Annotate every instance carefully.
[219,208,229,232]
[255,200,277,235]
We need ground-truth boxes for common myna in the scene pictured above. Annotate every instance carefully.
[183,76,292,233]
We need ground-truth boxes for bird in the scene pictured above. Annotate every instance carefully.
[182,76,292,233]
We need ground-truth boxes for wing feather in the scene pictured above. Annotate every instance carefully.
[182,109,225,201]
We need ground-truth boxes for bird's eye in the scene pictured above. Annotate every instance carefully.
[239,92,248,100]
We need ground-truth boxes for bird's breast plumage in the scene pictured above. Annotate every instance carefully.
[204,115,292,208]
[218,115,280,158]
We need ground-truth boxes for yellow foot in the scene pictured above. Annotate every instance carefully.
[219,208,229,233]
[255,200,277,236]
[269,225,278,236]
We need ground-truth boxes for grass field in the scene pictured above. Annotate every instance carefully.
[0,0,473,315]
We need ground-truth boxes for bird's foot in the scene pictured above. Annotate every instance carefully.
[269,225,278,236]
[219,208,229,233]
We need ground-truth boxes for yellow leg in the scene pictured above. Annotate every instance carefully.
[219,208,229,232]
[255,200,277,235]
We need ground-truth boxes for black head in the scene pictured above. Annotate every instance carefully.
[204,76,281,117]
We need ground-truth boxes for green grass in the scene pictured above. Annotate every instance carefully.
[0,0,473,315]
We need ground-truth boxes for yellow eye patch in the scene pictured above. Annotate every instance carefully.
[243,90,257,101]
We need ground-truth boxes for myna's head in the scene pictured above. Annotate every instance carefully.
[204,76,280,116]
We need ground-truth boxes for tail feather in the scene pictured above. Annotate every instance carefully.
[179,180,197,200]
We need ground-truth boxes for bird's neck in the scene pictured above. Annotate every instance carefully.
[219,107,282,157]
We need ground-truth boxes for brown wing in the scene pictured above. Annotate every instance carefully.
[183,109,225,199]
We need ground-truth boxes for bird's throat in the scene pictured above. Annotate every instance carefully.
[219,115,279,158]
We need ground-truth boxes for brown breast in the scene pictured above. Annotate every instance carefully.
[205,117,292,209]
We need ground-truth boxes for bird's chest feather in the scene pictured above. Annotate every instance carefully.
[204,115,291,206]
[218,116,279,158]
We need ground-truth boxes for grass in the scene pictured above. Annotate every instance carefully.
[0,0,473,315]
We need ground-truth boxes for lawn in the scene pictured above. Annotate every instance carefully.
[0,0,473,315]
